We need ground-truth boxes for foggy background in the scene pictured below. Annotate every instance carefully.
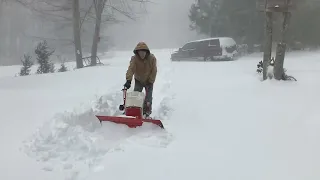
[107,0,203,50]
[1,0,320,66]
[0,0,205,66]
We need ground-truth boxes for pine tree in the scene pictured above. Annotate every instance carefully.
[19,54,33,76]
[49,63,55,73]
[188,0,266,46]
[58,63,68,72]
[35,40,55,74]
[57,55,68,72]
[188,0,320,48]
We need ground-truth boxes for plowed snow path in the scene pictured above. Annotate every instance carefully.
[21,50,175,179]
[22,89,174,177]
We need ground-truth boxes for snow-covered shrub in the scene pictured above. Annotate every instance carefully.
[256,57,297,81]
[256,60,263,73]
[58,63,68,72]
[19,54,33,76]
[57,55,68,72]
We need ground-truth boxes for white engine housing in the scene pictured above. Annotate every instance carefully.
[125,91,145,108]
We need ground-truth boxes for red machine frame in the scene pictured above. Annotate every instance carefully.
[96,88,164,129]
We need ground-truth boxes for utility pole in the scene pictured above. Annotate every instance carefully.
[263,4,273,80]
[274,0,292,80]
[256,0,295,80]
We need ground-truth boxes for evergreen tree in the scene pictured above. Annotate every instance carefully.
[19,54,33,76]
[58,63,68,72]
[189,0,264,46]
[188,0,320,48]
[35,40,55,74]
[189,0,223,36]
[49,63,55,73]
[57,55,68,72]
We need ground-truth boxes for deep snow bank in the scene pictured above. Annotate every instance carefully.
[22,89,174,178]
[2,49,320,180]
[17,49,175,179]
[89,50,320,180]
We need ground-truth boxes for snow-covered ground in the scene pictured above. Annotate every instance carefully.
[1,49,320,180]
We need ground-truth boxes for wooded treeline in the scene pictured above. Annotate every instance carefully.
[189,0,320,51]
[0,0,148,66]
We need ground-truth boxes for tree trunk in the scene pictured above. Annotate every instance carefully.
[90,0,104,66]
[72,0,83,69]
[274,43,286,79]
[274,11,291,80]
[262,12,273,80]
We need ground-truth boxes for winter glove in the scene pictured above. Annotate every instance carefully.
[124,80,131,89]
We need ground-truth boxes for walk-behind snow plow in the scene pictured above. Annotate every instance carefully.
[96,88,164,129]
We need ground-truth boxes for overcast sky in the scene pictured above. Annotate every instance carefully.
[107,0,207,50]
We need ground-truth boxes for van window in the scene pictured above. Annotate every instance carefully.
[197,41,209,49]
[209,39,220,47]
[182,42,197,50]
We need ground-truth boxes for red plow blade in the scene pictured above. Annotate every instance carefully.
[96,115,164,129]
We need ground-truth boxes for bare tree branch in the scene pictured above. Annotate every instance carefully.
[80,0,94,28]
[23,32,74,43]
[16,0,72,21]
[131,0,156,3]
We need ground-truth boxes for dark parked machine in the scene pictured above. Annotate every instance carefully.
[171,37,238,61]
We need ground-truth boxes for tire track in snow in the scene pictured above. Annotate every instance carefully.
[21,66,175,179]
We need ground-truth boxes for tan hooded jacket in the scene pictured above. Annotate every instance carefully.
[126,42,157,85]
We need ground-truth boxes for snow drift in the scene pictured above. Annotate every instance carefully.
[1,49,320,180]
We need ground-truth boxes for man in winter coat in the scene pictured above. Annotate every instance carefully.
[124,42,157,116]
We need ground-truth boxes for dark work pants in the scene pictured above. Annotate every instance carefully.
[133,79,153,114]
